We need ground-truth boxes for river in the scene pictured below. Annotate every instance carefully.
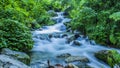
[30,11,120,68]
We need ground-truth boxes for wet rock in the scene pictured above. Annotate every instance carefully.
[66,33,81,44]
[65,63,78,68]
[71,40,82,46]
[95,50,110,62]
[1,48,30,65]
[0,54,29,68]
[60,25,66,31]
[48,10,57,16]
[42,26,48,29]
[66,35,75,44]
[75,62,93,68]
[73,30,80,39]
[76,36,84,41]
[30,62,48,68]
[57,53,71,58]
[66,28,72,32]
[90,40,96,45]
[48,34,53,39]
[61,33,68,38]
[63,12,69,16]
[51,33,61,38]
[54,64,64,68]
[36,28,43,31]
[65,56,89,63]
[74,34,80,39]
[34,34,51,41]
[95,50,120,67]
[114,63,120,68]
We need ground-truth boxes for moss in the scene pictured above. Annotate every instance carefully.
[95,50,120,68]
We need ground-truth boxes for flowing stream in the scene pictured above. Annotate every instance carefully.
[30,11,120,68]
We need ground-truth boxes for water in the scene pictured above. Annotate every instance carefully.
[31,11,120,68]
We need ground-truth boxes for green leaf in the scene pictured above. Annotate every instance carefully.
[109,34,116,44]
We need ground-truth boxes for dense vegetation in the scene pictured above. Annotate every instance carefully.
[0,0,56,52]
[58,0,120,48]
[95,50,120,67]
[0,0,120,67]
[0,0,119,52]
[0,0,70,52]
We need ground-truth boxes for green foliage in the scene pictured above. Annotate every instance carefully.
[64,0,120,48]
[0,0,58,52]
[107,50,120,67]
[70,7,96,35]
[95,50,120,68]
[110,12,120,21]
[0,19,33,52]
[0,0,55,29]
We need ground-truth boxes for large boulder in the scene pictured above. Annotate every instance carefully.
[0,55,29,68]
[95,50,120,67]
[65,56,89,63]
[1,48,30,65]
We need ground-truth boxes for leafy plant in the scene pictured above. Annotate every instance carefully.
[0,19,33,52]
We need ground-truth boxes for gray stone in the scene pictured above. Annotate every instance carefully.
[66,35,75,44]
[61,33,68,38]
[30,62,48,68]
[72,40,82,46]
[33,34,52,42]
[65,56,89,63]
[1,48,30,65]
[57,53,71,58]
[76,63,93,68]
[52,33,61,38]
[65,63,79,68]
[0,55,30,68]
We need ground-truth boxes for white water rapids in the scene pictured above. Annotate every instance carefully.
[31,11,120,68]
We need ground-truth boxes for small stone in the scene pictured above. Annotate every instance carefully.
[55,64,64,68]
[72,40,82,46]
[61,34,68,38]
[90,40,96,45]
[65,63,78,68]
[66,35,75,44]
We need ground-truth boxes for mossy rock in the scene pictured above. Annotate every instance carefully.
[95,50,120,68]
[1,48,30,65]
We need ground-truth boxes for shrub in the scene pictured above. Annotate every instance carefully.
[0,19,33,52]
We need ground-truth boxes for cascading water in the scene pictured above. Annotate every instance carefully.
[31,11,120,68]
